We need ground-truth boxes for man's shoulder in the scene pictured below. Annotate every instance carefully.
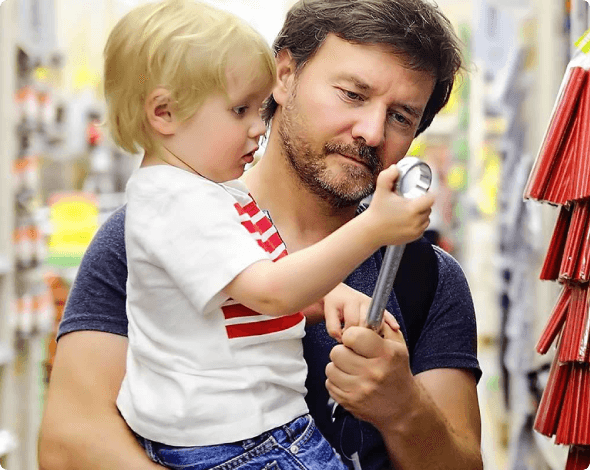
[81,204,127,278]
[78,205,127,271]
[92,206,127,256]
[431,245,470,292]
[57,205,129,340]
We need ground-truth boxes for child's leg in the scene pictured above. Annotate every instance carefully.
[133,414,347,470]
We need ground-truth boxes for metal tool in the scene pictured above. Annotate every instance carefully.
[365,156,433,331]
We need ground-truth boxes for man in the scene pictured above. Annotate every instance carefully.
[38,1,482,469]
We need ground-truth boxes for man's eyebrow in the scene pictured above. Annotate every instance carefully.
[337,73,372,92]
[392,103,422,119]
[348,76,372,92]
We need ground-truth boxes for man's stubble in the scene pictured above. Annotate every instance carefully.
[277,88,383,210]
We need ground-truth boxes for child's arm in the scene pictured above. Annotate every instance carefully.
[223,165,435,317]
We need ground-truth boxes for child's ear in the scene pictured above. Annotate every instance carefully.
[145,87,177,135]
[272,49,296,107]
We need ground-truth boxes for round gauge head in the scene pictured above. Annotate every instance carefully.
[395,156,432,198]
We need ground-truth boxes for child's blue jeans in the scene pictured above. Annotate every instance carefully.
[135,414,347,470]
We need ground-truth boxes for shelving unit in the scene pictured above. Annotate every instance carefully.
[0,0,20,468]
[1,0,62,468]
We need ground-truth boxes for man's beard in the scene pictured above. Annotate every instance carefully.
[278,98,383,209]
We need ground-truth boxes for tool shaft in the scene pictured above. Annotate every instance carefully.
[365,244,406,330]
[364,157,432,332]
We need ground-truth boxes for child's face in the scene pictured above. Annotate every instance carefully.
[169,66,272,182]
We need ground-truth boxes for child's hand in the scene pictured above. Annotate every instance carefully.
[366,164,435,247]
[300,301,325,325]
[324,284,399,342]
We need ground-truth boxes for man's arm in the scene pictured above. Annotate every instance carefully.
[38,331,165,470]
[325,320,482,470]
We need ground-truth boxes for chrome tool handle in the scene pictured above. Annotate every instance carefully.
[365,157,432,331]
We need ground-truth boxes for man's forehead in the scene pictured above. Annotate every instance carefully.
[308,35,419,78]
[313,34,392,57]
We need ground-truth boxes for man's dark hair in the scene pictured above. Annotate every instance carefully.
[261,0,463,136]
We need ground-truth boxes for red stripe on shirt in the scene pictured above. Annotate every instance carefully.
[265,232,284,252]
[227,197,296,338]
[222,303,262,320]
[275,250,288,260]
[239,200,261,218]
[254,216,272,234]
[226,312,304,339]
[234,202,245,215]
[241,220,256,234]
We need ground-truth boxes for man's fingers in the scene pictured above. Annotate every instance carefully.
[382,311,400,331]
[380,314,406,343]
[328,342,365,375]
[340,327,387,359]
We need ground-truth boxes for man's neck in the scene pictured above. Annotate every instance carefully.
[242,137,358,252]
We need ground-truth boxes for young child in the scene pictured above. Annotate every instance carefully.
[103,1,434,469]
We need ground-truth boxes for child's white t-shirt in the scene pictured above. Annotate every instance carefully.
[117,165,308,446]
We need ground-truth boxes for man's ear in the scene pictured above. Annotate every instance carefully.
[272,49,297,106]
[145,87,177,135]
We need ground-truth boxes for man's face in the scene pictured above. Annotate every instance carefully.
[274,34,436,208]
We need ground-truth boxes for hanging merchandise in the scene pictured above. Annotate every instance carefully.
[82,115,117,194]
[11,61,59,337]
[524,28,590,470]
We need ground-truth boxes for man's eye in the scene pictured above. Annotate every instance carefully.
[233,106,248,116]
[388,112,410,127]
[341,89,363,101]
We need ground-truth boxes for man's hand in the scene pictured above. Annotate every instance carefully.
[325,313,482,470]
[324,312,410,427]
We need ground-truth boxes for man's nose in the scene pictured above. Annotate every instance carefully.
[351,105,386,148]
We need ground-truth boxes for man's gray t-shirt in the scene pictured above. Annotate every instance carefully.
[58,206,481,470]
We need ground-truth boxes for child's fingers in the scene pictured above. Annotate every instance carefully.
[342,300,362,331]
[410,192,436,212]
[357,296,371,328]
[375,164,400,192]
[324,303,343,342]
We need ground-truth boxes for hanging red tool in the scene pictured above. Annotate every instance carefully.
[526,36,590,470]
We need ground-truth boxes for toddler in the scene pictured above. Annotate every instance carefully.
[103,1,434,469]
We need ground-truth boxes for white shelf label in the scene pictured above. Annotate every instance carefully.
[0,255,10,275]
[0,343,14,366]
[0,429,17,458]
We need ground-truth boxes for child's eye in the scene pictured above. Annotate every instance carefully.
[232,105,248,116]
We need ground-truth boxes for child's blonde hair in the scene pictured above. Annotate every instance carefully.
[104,0,276,154]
